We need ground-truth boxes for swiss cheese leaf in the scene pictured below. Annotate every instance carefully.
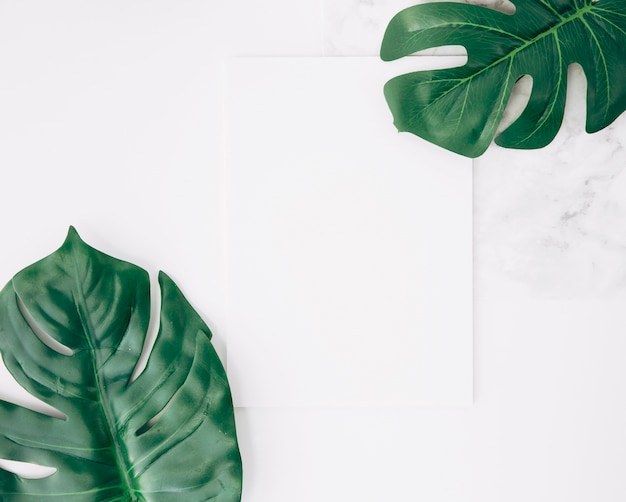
[381,0,626,157]
[0,228,242,501]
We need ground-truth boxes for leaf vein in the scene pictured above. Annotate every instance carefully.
[410,4,594,115]
[579,14,611,121]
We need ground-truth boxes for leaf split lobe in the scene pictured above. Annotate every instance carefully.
[0,228,242,501]
[381,0,626,156]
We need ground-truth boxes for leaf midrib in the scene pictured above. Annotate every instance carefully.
[69,252,137,502]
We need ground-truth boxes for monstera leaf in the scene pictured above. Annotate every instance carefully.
[381,0,626,157]
[0,228,242,501]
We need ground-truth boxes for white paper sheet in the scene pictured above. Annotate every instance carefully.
[225,57,473,406]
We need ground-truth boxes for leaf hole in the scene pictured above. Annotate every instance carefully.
[409,45,468,59]
[565,63,587,132]
[475,0,516,15]
[0,354,66,420]
[0,458,57,479]
[129,273,162,383]
[17,297,73,356]
[135,385,183,437]
[497,74,533,134]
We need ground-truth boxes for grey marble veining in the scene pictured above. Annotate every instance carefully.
[475,65,626,299]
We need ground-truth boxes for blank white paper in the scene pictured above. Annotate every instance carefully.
[225,57,473,407]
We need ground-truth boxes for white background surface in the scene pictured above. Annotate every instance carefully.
[0,1,625,501]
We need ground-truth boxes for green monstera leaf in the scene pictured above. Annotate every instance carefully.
[0,228,242,501]
[381,0,626,157]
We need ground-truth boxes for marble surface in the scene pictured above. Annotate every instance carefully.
[225,0,324,55]
[318,0,626,301]
[236,298,626,501]
[237,1,626,500]
[1,1,626,501]
[476,68,626,299]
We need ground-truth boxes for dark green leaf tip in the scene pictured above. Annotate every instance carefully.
[61,225,89,252]
[67,225,79,237]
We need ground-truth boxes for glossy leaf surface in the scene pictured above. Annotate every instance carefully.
[381,0,626,157]
[0,228,242,501]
